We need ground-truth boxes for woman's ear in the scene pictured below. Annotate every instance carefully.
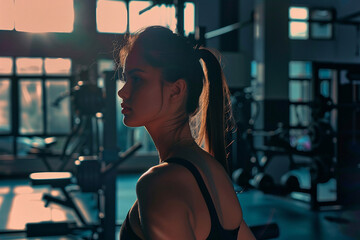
[169,78,187,101]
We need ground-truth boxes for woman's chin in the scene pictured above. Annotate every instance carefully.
[123,118,142,128]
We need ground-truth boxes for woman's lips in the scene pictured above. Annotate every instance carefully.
[121,107,131,114]
[121,103,131,114]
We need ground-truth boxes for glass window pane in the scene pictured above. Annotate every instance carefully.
[46,80,71,134]
[0,57,13,75]
[19,79,43,134]
[0,0,15,30]
[16,58,43,75]
[311,9,332,21]
[311,23,332,39]
[289,7,309,20]
[289,61,312,79]
[289,21,308,39]
[319,69,332,79]
[251,60,257,78]
[129,1,176,33]
[44,58,72,75]
[0,80,11,133]
[184,2,195,36]
[289,81,301,102]
[15,0,74,33]
[290,104,311,126]
[289,80,311,102]
[96,0,127,33]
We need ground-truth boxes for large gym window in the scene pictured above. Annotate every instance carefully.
[96,0,195,35]
[0,57,72,155]
[289,6,333,40]
[0,0,74,32]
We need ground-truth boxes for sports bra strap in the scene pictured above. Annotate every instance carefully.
[165,158,222,228]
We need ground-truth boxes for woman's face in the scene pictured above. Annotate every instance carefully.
[118,45,169,127]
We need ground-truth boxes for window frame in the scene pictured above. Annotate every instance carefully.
[0,57,73,155]
[289,6,335,41]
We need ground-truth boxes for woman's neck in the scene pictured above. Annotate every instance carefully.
[146,119,195,162]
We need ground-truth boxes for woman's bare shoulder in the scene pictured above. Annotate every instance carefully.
[136,161,195,193]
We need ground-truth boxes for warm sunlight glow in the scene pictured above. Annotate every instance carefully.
[13,186,34,194]
[289,22,308,39]
[15,0,74,33]
[0,57,13,74]
[96,0,127,33]
[129,1,176,33]
[0,0,15,30]
[0,186,10,194]
[44,58,72,75]
[16,58,43,75]
[289,7,309,20]
[30,172,72,180]
[184,2,195,36]
[51,208,67,221]
[7,193,52,229]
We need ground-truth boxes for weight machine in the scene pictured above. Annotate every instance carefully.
[232,61,360,210]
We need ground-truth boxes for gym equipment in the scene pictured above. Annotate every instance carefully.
[76,143,142,193]
[230,86,337,208]
[251,173,275,194]
[27,142,141,237]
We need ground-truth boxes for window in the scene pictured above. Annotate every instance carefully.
[96,0,195,35]
[289,7,333,40]
[0,57,12,135]
[310,9,333,39]
[96,0,127,34]
[130,1,172,33]
[0,57,72,155]
[288,61,312,127]
[289,7,309,39]
[0,0,15,30]
[0,0,74,32]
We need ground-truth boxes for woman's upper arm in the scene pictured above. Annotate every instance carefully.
[136,170,196,240]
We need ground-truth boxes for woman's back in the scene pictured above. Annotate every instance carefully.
[122,144,255,239]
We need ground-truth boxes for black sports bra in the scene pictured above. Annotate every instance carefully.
[119,158,240,239]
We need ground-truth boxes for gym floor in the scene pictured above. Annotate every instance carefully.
[0,173,359,240]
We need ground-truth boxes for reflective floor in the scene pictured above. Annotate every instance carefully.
[0,174,359,240]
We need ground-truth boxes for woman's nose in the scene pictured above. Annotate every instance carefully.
[118,82,129,100]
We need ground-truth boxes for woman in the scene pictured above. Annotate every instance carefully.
[118,26,255,240]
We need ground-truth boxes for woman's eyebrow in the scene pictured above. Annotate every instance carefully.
[125,68,146,75]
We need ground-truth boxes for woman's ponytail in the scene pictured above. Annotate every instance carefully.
[196,48,234,173]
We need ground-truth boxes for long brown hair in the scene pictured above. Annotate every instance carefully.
[118,26,234,173]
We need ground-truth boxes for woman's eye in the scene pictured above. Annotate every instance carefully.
[131,75,141,83]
